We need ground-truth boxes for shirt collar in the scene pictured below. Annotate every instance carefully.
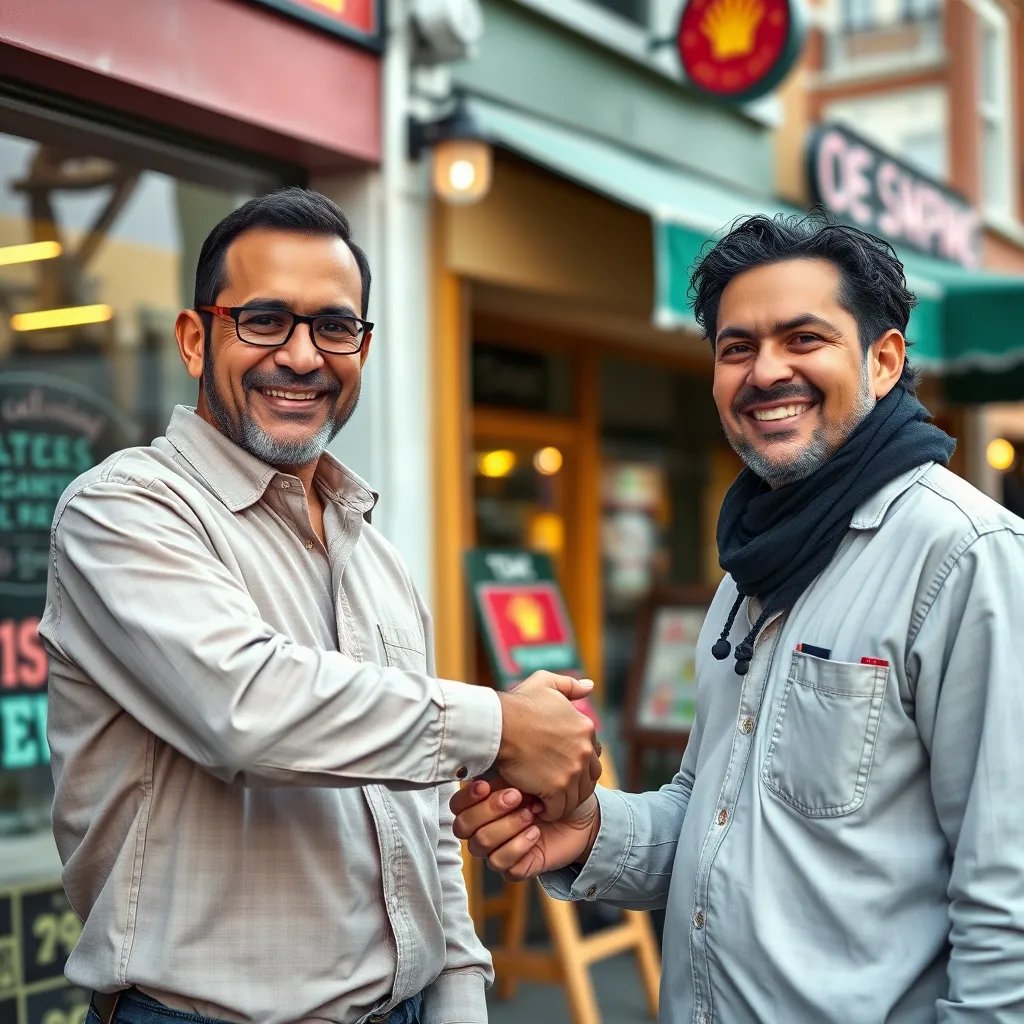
[164,406,379,518]
[848,463,932,530]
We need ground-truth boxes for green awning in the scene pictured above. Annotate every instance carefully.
[468,97,1024,397]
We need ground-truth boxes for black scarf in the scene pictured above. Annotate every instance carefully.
[714,385,955,674]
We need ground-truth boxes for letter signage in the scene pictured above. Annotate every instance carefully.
[808,123,981,268]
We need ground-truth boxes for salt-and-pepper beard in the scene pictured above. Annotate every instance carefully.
[725,357,875,489]
[202,336,359,468]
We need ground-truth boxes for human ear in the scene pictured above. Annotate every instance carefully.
[869,329,905,398]
[175,310,206,381]
[359,331,373,368]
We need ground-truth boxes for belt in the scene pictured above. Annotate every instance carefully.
[91,990,124,1024]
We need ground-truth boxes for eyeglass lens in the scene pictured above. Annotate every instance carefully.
[237,309,364,353]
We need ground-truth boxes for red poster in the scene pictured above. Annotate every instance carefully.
[478,583,574,678]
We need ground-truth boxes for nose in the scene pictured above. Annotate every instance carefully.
[747,342,794,391]
[273,320,325,376]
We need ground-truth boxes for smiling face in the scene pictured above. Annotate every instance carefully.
[176,227,371,472]
[712,258,883,488]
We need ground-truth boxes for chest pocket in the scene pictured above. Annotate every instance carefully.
[761,652,888,818]
[377,623,428,673]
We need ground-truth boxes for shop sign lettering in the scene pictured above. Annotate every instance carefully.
[0,374,134,773]
[808,124,981,268]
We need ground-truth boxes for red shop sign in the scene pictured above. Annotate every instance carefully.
[677,0,805,102]
[252,0,381,49]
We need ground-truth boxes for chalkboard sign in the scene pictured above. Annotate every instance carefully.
[622,587,715,790]
[0,373,135,775]
[0,879,89,1024]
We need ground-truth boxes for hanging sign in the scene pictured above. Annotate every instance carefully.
[676,0,805,101]
[807,123,981,268]
[251,0,381,50]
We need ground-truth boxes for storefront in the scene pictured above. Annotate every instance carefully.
[0,3,381,1018]
[429,98,785,749]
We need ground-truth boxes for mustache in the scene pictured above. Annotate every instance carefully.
[243,368,341,396]
[732,382,822,417]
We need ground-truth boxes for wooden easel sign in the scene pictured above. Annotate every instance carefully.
[464,548,600,728]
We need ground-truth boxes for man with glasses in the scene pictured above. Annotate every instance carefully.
[40,188,600,1024]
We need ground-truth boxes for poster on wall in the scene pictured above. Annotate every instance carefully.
[0,373,135,778]
[622,588,715,789]
[634,605,703,731]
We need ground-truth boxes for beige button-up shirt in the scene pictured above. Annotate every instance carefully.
[40,406,501,1024]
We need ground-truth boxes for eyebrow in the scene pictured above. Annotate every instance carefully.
[241,297,360,317]
[715,314,840,348]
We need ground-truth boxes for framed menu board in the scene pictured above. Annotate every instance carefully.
[622,587,715,790]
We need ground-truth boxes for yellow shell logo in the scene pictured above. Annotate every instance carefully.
[701,0,765,59]
[507,595,545,641]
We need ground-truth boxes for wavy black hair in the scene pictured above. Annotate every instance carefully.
[193,186,371,317]
[689,211,919,393]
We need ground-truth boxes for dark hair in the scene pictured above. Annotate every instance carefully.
[689,211,919,393]
[193,186,371,317]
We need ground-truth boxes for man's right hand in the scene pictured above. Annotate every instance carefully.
[451,778,600,881]
[495,671,602,821]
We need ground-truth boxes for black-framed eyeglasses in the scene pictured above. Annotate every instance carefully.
[199,305,373,355]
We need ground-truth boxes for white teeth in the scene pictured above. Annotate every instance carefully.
[751,404,809,422]
[263,389,317,400]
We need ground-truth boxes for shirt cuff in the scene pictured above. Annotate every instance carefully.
[540,788,633,902]
[421,969,489,1024]
[435,680,502,783]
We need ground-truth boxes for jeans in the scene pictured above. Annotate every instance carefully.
[88,989,424,1024]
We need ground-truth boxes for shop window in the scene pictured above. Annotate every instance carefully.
[0,94,287,926]
[471,342,574,416]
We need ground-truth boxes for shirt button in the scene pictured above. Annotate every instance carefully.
[739,715,755,735]
[305,539,314,550]
[455,766,468,780]
[693,908,705,929]
[586,885,597,899]
[717,808,729,826]
[280,480,291,489]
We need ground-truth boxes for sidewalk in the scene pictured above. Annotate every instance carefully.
[486,951,654,1024]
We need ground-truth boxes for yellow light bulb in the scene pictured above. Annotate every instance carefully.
[533,446,563,475]
[987,438,1016,471]
[477,449,517,478]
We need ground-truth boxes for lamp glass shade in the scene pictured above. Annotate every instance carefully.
[432,138,493,205]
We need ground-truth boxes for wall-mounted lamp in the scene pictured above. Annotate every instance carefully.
[410,101,493,205]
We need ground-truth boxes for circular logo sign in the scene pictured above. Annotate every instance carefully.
[677,0,805,102]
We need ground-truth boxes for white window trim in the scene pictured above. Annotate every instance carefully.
[509,0,781,126]
[968,0,1017,219]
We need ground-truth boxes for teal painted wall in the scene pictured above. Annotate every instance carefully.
[452,0,777,196]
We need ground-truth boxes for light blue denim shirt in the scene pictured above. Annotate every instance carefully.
[544,463,1024,1023]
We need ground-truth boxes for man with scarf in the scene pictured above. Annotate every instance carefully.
[450,214,1024,1022]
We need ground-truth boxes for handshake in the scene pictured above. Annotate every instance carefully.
[452,671,605,882]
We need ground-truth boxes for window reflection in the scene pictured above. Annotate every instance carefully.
[0,119,283,852]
